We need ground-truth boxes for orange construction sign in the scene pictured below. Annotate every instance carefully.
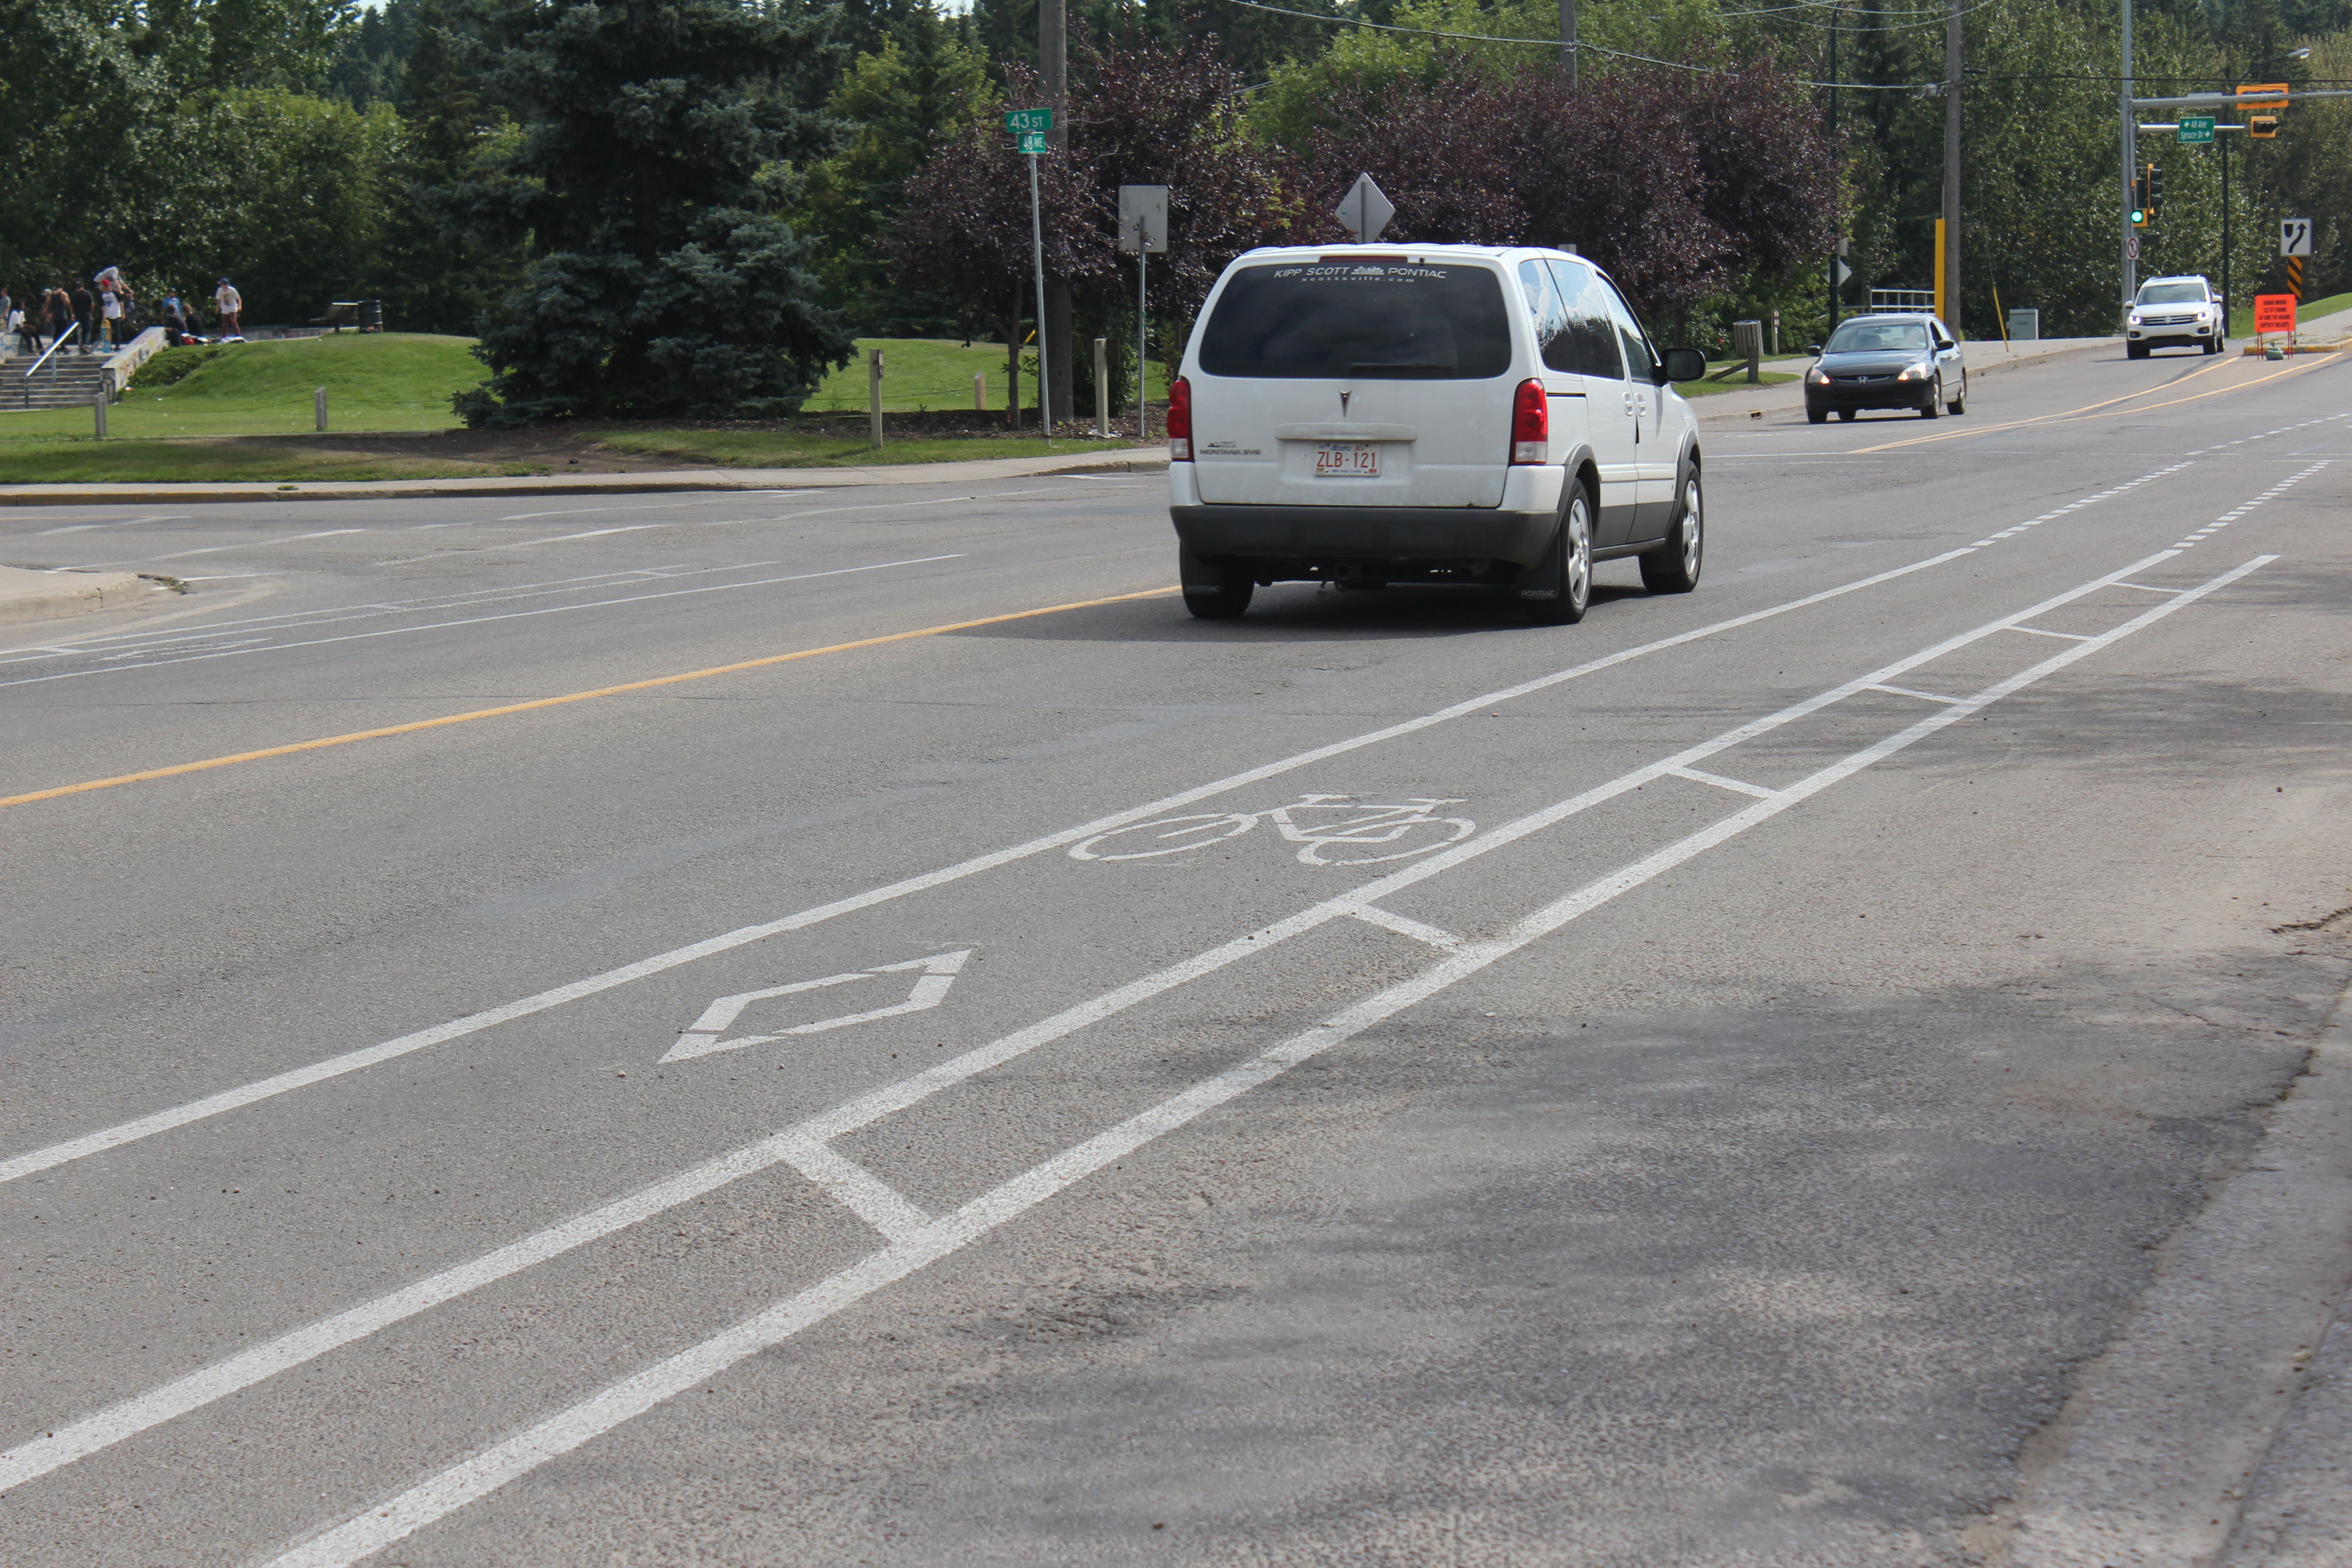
[2253,294,2297,335]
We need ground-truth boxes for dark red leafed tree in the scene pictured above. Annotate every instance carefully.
[1302,56,1842,324]
[891,26,1304,358]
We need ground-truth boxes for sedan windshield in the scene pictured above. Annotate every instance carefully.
[2137,282,2208,305]
[1825,320,1928,353]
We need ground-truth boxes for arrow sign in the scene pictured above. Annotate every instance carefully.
[1832,258,1852,286]
[662,951,971,1063]
[1334,173,1395,244]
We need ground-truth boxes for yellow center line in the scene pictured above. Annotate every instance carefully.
[3,586,1182,811]
[1850,353,2331,454]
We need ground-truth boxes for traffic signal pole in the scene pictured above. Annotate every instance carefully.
[1826,5,1840,338]
[1943,0,1963,333]
[2119,0,2136,322]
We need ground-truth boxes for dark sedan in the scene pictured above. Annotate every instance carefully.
[1804,314,1968,423]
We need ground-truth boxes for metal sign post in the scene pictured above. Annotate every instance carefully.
[1333,174,1395,243]
[1006,109,1055,443]
[1117,184,1167,439]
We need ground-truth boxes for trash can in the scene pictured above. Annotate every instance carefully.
[1731,319,1764,382]
[361,299,383,333]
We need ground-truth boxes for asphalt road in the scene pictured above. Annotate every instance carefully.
[4,343,2350,1568]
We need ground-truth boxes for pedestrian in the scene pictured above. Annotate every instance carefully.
[214,277,242,339]
[162,293,186,345]
[0,288,13,355]
[93,267,128,349]
[69,279,94,353]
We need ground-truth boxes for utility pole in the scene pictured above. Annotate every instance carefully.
[1558,0,1577,83]
[1942,0,1963,334]
[1826,4,1840,336]
[2119,0,2136,322]
[1039,0,1071,437]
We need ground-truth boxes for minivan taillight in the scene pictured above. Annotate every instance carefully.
[1167,376,1192,461]
[1510,378,1548,464]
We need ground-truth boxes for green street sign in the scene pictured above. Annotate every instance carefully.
[1015,130,1048,155]
[2178,116,2215,143]
[1004,108,1053,133]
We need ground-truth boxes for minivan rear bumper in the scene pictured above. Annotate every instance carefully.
[1171,503,1557,569]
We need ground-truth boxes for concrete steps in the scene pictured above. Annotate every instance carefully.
[0,353,114,411]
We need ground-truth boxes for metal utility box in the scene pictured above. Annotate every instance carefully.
[2006,308,2040,342]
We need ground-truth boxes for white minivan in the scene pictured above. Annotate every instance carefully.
[1166,244,1708,622]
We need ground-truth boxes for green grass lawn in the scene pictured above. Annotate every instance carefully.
[1681,371,1801,397]
[806,337,1169,414]
[0,333,485,445]
[0,333,1151,483]
[593,428,1136,468]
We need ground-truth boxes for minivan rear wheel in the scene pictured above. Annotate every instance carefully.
[1179,550,1254,620]
[1520,484,1592,626]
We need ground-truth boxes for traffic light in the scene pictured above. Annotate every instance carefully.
[2132,171,2149,227]
[2146,163,2164,213]
[2248,115,2280,138]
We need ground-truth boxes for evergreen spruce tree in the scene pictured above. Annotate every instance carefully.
[455,0,853,426]
[375,0,526,333]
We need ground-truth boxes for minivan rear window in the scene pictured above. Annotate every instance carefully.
[1198,262,1512,379]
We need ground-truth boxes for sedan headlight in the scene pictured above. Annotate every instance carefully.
[1895,363,1929,382]
[1808,368,1830,385]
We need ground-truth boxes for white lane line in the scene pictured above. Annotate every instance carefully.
[1666,764,1779,799]
[0,544,2223,1494]
[0,554,969,691]
[61,529,368,569]
[261,550,2278,1568]
[17,565,718,655]
[2115,582,2184,595]
[1349,906,1466,952]
[496,495,812,522]
[34,514,187,536]
[1868,682,1962,704]
[507,524,670,546]
[1965,459,2192,548]
[777,1139,932,1243]
[0,541,1999,1187]
[2169,461,2329,549]
[2009,625,2094,642]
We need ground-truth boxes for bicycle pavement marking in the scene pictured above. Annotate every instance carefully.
[0,453,2205,1189]
[0,535,2278,1502]
[255,545,2277,1568]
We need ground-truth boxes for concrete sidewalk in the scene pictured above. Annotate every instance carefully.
[0,443,1170,508]
[1692,335,2116,424]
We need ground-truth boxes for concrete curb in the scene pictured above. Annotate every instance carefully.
[2001,975,2352,1567]
[0,564,162,625]
[0,444,1169,508]
[1694,337,2118,425]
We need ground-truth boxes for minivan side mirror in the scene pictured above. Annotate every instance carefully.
[1659,347,1706,383]
[1807,343,1822,355]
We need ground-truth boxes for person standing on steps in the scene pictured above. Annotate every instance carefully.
[69,279,94,353]
[44,286,71,353]
[214,278,242,340]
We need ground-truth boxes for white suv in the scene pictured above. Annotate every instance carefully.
[2128,275,2225,358]
[1166,244,1707,622]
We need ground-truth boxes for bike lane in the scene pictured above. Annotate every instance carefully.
[0,487,2310,1563]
